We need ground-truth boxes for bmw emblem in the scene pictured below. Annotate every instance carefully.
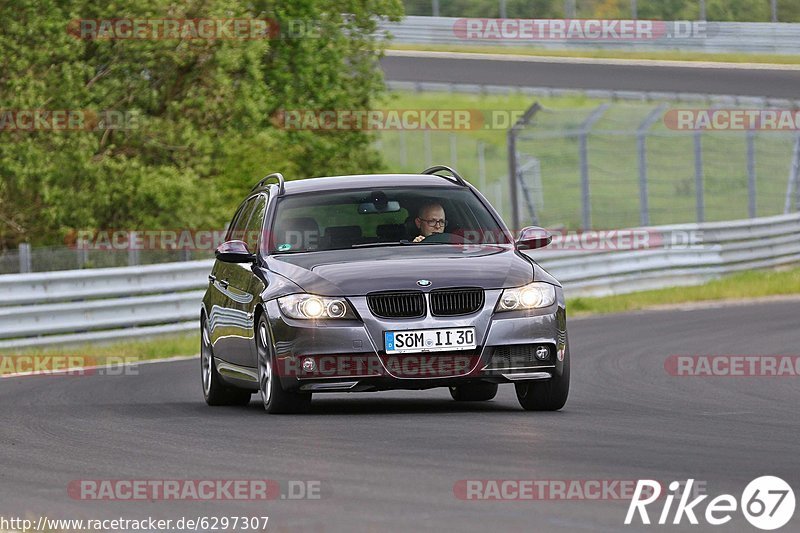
[417,279,431,287]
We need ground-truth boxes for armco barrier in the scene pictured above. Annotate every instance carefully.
[381,16,800,55]
[0,213,798,348]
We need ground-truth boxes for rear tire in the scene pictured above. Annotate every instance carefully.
[201,317,252,406]
[515,343,570,411]
[449,382,498,401]
[257,316,312,414]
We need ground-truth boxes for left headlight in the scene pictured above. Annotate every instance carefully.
[277,294,356,320]
[495,282,556,312]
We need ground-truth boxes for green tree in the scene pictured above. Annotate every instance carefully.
[0,0,402,248]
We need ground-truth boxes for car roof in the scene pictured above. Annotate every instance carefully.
[276,174,469,196]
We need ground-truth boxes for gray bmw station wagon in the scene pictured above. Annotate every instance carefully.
[201,166,569,413]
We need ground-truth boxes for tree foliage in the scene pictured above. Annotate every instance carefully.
[0,0,402,248]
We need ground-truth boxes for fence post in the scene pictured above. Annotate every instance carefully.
[477,141,486,191]
[636,105,666,226]
[399,130,407,167]
[449,133,458,168]
[784,135,800,214]
[77,239,88,268]
[578,104,610,230]
[424,130,432,168]
[507,128,518,228]
[18,243,32,273]
[746,130,757,218]
[128,230,140,266]
[507,102,542,230]
[432,0,439,17]
[694,131,705,223]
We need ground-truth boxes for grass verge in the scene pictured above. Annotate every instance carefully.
[390,44,800,66]
[0,332,198,375]
[568,267,800,316]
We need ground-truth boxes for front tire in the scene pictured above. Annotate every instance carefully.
[449,382,498,401]
[201,317,252,406]
[257,316,312,414]
[515,343,570,411]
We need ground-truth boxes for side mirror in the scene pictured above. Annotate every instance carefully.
[215,240,255,263]
[516,226,552,250]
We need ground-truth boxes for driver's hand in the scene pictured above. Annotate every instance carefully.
[412,235,425,243]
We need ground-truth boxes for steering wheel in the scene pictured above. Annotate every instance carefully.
[420,232,466,244]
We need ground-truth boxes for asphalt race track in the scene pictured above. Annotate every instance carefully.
[1,299,797,532]
[381,52,800,98]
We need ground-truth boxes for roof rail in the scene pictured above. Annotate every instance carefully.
[420,165,468,187]
[252,172,285,195]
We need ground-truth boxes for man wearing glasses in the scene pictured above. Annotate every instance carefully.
[412,202,446,243]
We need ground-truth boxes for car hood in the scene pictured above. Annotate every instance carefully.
[266,245,535,296]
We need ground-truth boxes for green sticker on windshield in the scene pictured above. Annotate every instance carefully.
[277,243,292,251]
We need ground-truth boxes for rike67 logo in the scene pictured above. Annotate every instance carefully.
[626,477,795,530]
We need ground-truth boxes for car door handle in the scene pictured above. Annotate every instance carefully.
[208,274,216,282]
[218,279,229,289]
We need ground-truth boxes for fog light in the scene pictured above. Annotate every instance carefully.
[302,357,316,372]
[535,346,550,361]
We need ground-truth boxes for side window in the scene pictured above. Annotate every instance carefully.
[227,198,256,242]
[242,195,267,253]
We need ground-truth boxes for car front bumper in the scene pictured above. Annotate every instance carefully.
[265,288,567,392]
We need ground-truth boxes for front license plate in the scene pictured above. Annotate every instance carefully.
[384,327,476,354]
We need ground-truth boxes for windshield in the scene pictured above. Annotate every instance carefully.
[266,186,510,254]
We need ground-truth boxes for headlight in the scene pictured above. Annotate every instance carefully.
[277,294,356,320]
[495,282,556,312]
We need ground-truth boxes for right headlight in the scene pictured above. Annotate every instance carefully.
[277,294,356,320]
[495,282,556,312]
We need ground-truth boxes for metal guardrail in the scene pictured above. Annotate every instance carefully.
[1,213,798,349]
[382,16,800,55]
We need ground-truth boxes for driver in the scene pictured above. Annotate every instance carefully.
[413,202,446,243]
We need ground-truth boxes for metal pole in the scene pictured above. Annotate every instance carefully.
[631,0,638,20]
[636,105,667,226]
[772,0,778,22]
[399,130,407,167]
[746,131,756,218]
[507,128,519,229]
[785,135,800,213]
[432,0,440,17]
[128,230,140,266]
[578,104,610,230]
[18,243,31,273]
[699,0,706,21]
[449,133,458,168]
[477,141,486,191]
[564,0,576,18]
[424,130,432,168]
[499,0,507,18]
[507,102,542,231]
[694,132,705,223]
